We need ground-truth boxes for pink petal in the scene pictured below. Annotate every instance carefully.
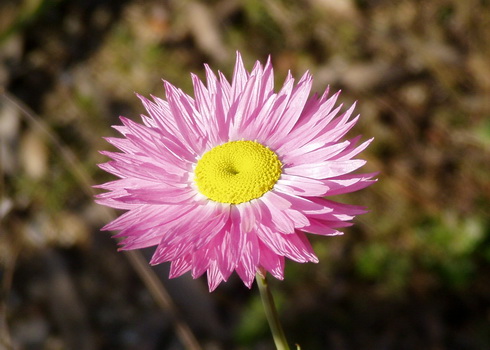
[169,254,193,278]
[258,195,296,234]
[324,172,378,196]
[231,51,249,100]
[116,187,196,205]
[284,159,366,179]
[268,71,313,146]
[258,241,285,280]
[235,233,260,288]
[207,260,225,292]
[275,174,329,197]
[301,218,344,236]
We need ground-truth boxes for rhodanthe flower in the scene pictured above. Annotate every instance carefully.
[96,52,376,291]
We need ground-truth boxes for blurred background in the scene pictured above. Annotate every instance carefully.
[1,0,489,349]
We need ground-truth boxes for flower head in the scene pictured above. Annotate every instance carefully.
[96,52,376,291]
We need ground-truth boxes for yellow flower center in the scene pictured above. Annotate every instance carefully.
[194,140,282,204]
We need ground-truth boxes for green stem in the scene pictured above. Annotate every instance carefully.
[256,274,291,350]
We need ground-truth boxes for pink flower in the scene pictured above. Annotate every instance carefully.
[96,52,376,291]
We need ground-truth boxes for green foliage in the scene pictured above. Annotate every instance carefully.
[476,118,490,146]
[355,241,412,294]
[416,214,485,289]
[234,293,268,344]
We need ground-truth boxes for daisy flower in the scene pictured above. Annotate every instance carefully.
[96,52,376,291]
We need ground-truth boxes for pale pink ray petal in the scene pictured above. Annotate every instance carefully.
[267,71,313,146]
[207,260,225,292]
[141,115,157,128]
[254,73,295,141]
[117,205,202,253]
[150,219,214,265]
[169,254,193,278]
[138,94,177,131]
[150,240,192,264]
[271,189,334,215]
[192,204,231,250]
[99,150,188,178]
[300,218,345,236]
[93,177,160,191]
[235,233,260,288]
[276,92,343,153]
[218,71,232,100]
[258,195,296,234]
[228,74,259,140]
[156,202,221,246]
[284,158,366,179]
[236,201,256,233]
[311,115,361,147]
[101,203,183,231]
[94,192,138,210]
[215,207,246,281]
[117,227,165,250]
[320,196,368,213]
[119,115,196,165]
[103,137,140,154]
[115,187,197,205]
[163,81,208,153]
[284,209,310,228]
[135,95,195,156]
[274,175,329,197]
[287,231,319,263]
[294,86,334,128]
[324,172,378,196]
[258,55,275,101]
[213,76,232,144]
[191,245,213,279]
[191,73,220,146]
[231,51,250,100]
[258,241,285,280]
[256,225,313,262]
[281,140,351,166]
[113,228,176,250]
[261,190,292,210]
[97,161,162,182]
[238,92,278,141]
[330,137,374,161]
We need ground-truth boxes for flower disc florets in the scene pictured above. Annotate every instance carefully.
[195,140,282,204]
